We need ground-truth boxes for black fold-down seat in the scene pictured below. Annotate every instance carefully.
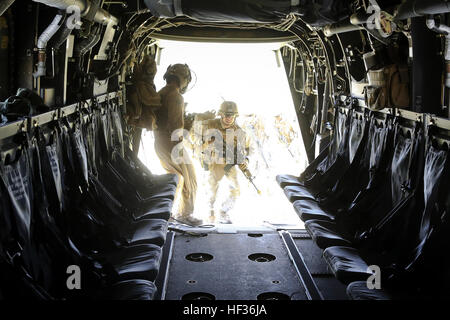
[292,199,336,222]
[107,279,157,300]
[283,185,316,202]
[136,182,177,201]
[96,243,162,281]
[123,219,168,246]
[304,123,421,250]
[346,281,393,300]
[305,219,351,248]
[346,281,422,300]
[277,109,353,197]
[132,197,173,221]
[276,132,333,189]
[276,174,304,188]
[150,173,179,187]
[322,246,372,284]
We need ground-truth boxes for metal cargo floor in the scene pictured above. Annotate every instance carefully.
[160,229,348,300]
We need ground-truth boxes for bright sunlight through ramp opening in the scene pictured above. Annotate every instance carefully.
[138,40,307,228]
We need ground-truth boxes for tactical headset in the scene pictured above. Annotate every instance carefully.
[163,64,192,94]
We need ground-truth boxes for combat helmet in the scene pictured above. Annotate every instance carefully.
[163,64,192,94]
[219,101,238,116]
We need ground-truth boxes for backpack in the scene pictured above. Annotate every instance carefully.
[364,64,410,111]
[125,56,161,130]
[0,88,50,122]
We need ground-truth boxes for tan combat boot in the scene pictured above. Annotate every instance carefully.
[218,211,232,224]
[207,209,216,224]
[176,214,203,226]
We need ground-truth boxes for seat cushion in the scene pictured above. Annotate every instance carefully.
[276,174,304,188]
[293,199,335,222]
[98,243,162,281]
[346,281,392,300]
[137,183,177,201]
[323,246,372,284]
[108,279,157,300]
[283,185,316,202]
[152,173,179,186]
[305,220,352,249]
[124,219,168,246]
[133,198,173,220]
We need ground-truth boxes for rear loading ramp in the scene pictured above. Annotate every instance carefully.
[159,230,347,300]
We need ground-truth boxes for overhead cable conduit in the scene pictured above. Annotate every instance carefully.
[395,0,450,20]
[32,0,117,26]
[49,14,76,51]
[74,24,102,58]
[427,17,450,88]
[32,0,118,79]
[33,13,64,78]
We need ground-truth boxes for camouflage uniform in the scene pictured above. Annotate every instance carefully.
[125,55,161,130]
[274,115,296,145]
[201,116,252,223]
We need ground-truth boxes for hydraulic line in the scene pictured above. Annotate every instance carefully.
[33,13,64,78]
[396,0,450,20]
[32,0,116,25]
[49,14,74,50]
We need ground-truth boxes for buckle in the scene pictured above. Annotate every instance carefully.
[400,182,411,194]
[5,241,23,264]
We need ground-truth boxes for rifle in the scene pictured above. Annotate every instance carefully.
[203,125,262,194]
[277,130,295,158]
[184,110,216,132]
[224,162,261,195]
[239,165,262,195]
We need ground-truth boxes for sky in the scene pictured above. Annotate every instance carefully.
[139,40,308,227]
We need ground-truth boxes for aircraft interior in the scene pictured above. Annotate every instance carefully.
[0,0,449,302]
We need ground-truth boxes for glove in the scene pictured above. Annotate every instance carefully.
[238,158,249,172]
